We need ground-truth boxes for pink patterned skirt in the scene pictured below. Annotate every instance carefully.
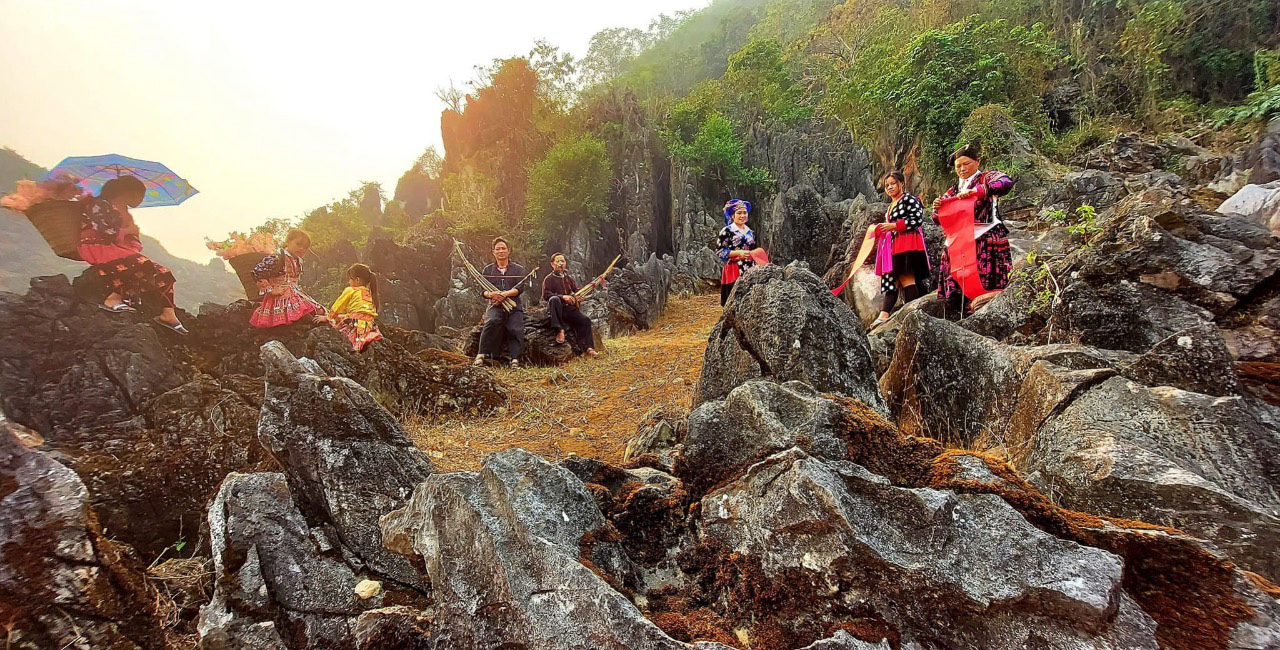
[250,286,322,328]
[335,313,382,352]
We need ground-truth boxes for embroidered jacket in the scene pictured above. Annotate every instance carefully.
[480,262,531,310]
[251,250,304,283]
[330,286,377,318]
[542,272,579,301]
[717,224,756,284]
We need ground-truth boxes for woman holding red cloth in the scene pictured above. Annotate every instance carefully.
[871,171,930,326]
[931,144,1014,313]
[716,199,761,306]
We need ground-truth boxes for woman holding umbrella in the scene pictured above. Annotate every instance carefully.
[78,176,187,334]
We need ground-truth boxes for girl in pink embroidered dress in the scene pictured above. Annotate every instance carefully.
[248,229,323,328]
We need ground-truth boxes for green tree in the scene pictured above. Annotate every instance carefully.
[839,17,1056,179]
[528,39,580,107]
[722,37,811,125]
[525,135,611,246]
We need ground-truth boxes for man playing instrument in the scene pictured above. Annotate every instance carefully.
[541,252,599,359]
[474,237,532,368]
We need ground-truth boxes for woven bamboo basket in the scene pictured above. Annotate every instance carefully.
[24,200,83,260]
[228,253,266,300]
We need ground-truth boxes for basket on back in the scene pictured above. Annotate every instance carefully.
[228,253,266,300]
[24,200,84,261]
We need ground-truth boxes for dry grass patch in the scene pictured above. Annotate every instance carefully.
[404,293,722,471]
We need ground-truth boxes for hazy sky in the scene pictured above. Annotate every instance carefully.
[1,0,706,261]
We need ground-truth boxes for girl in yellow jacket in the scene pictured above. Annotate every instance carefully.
[314,263,383,352]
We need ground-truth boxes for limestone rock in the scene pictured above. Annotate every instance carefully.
[0,426,166,650]
[696,262,885,413]
[258,342,434,590]
[381,448,712,650]
[197,472,364,649]
[681,380,857,491]
[699,448,1157,650]
[1024,376,1280,581]
[1219,180,1280,235]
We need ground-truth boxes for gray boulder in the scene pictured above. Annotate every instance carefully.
[197,472,369,650]
[699,448,1158,650]
[1219,180,1280,235]
[681,380,855,491]
[1024,376,1280,582]
[696,262,885,412]
[258,341,434,590]
[380,448,722,650]
[0,426,166,650]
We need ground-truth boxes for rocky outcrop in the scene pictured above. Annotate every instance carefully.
[882,310,1280,582]
[363,233,452,332]
[696,263,885,412]
[0,277,268,556]
[681,380,855,491]
[762,185,850,269]
[699,447,1158,649]
[0,426,166,650]
[380,448,725,650]
[1219,179,1280,235]
[1023,376,1280,582]
[198,472,378,649]
[581,254,675,338]
[258,342,435,590]
[0,277,504,558]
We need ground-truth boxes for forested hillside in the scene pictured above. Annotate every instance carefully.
[0,148,242,307]
[274,0,1278,267]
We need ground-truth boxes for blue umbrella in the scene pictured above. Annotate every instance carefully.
[42,154,198,208]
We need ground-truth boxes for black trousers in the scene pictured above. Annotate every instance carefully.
[720,282,735,306]
[478,306,524,359]
[548,296,594,353]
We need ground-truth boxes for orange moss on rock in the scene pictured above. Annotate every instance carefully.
[827,398,1258,650]
[651,610,741,647]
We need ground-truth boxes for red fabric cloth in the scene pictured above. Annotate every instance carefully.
[78,242,138,265]
[720,263,741,285]
[891,230,927,254]
[936,197,987,299]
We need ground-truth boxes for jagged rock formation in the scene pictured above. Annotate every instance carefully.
[257,341,435,589]
[0,425,166,650]
[0,277,504,558]
[696,263,885,413]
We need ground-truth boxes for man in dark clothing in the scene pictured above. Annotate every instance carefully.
[475,237,531,367]
[542,252,598,358]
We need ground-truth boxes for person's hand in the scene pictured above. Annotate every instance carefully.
[312,315,329,324]
[957,188,977,199]
[564,295,578,307]
[876,223,895,233]
[932,197,943,211]
[483,290,495,300]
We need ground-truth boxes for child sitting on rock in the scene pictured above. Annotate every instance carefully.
[249,228,323,328]
[314,263,383,352]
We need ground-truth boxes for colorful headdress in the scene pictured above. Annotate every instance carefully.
[723,199,751,225]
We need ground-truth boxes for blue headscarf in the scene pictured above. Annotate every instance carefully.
[723,199,751,226]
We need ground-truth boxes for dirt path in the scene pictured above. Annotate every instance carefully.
[404,293,722,471]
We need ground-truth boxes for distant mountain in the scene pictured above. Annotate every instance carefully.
[0,147,242,308]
